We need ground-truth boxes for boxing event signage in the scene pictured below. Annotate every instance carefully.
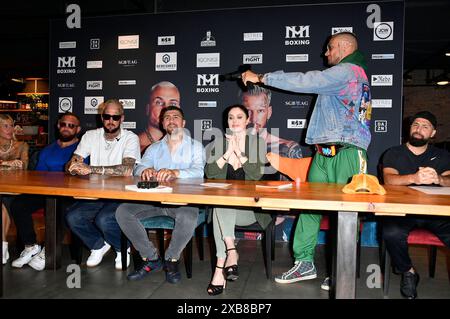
[49,1,403,175]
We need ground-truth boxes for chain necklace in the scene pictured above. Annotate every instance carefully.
[103,132,120,150]
[104,140,113,150]
[145,128,155,144]
[0,140,13,154]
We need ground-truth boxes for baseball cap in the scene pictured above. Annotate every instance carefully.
[411,111,437,128]
[342,174,386,195]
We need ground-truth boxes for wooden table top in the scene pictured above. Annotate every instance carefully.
[0,171,449,216]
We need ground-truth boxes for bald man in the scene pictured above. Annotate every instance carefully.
[242,32,372,290]
[138,81,181,154]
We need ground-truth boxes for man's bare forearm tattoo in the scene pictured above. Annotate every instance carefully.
[90,157,136,176]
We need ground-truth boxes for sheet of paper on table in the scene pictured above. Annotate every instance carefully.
[125,185,173,193]
[200,182,232,189]
[255,182,293,189]
[409,186,450,195]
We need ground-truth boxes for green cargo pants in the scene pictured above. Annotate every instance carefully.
[292,146,367,262]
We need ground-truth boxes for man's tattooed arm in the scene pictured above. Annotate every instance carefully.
[90,157,136,176]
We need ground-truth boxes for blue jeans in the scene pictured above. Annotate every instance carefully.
[65,200,122,251]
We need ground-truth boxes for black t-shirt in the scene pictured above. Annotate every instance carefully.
[382,144,450,176]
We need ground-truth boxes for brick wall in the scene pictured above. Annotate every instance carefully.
[403,86,450,142]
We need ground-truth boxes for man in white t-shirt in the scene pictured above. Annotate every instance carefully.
[65,99,141,269]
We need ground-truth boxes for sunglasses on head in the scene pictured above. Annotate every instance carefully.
[59,122,78,129]
[102,114,122,121]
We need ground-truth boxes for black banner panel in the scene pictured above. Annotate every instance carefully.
[50,1,404,174]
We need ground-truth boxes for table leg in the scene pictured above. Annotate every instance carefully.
[334,211,358,299]
[45,197,62,270]
[121,231,127,271]
[1,194,3,297]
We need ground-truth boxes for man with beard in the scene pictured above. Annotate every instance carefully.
[116,106,205,283]
[138,81,181,154]
[382,110,450,299]
[65,99,141,269]
[10,112,81,270]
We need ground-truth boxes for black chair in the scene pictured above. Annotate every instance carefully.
[207,207,276,279]
[381,227,449,297]
[27,149,41,170]
[235,213,277,279]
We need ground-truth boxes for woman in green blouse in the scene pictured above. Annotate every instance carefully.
[205,104,271,295]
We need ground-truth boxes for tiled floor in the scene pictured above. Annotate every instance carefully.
[2,238,449,300]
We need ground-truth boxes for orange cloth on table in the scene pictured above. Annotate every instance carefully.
[266,152,312,182]
[342,173,386,195]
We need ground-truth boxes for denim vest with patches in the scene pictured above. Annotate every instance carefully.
[266,62,372,150]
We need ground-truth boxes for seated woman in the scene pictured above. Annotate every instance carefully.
[205,104,272,295]
[0,114,29,264]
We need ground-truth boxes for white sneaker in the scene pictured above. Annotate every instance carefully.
[12,244,41,268]
[321,277,331,291]
[114,248,131,270]
[29,247,46,271]
[2,241,9,265]
[86,242,111,267]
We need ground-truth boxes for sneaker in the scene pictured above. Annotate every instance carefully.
[127,257,163,281]
[115,248,131,270]
[12,244,41,268]
[29,247,46,271]
[400,271,420,299]
[275,260,317,284]
[2,241,9,265]
[164,259,181,284]
[86,242,111,267]
[321,277,331,291]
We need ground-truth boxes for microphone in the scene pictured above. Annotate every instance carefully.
[219,64,252,82]
[219,70,242,81]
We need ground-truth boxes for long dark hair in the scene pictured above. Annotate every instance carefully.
[223,104,249,130]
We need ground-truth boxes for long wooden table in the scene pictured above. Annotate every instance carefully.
[1,171,449,299]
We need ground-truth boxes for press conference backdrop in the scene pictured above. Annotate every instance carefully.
[49,1,404,175]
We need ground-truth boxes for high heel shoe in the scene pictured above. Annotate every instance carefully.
[207,266,226,296]
[224,247,239,281]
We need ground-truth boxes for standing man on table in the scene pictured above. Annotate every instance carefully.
[382,111,450,299]
[242,32,372,290]
[65,99,141,270]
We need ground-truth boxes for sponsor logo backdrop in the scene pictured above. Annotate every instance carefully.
[49,1,404,174]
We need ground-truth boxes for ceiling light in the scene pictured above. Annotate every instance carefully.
[446,52,450,57]
[16,78,49,95]
[429,72,449,86]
